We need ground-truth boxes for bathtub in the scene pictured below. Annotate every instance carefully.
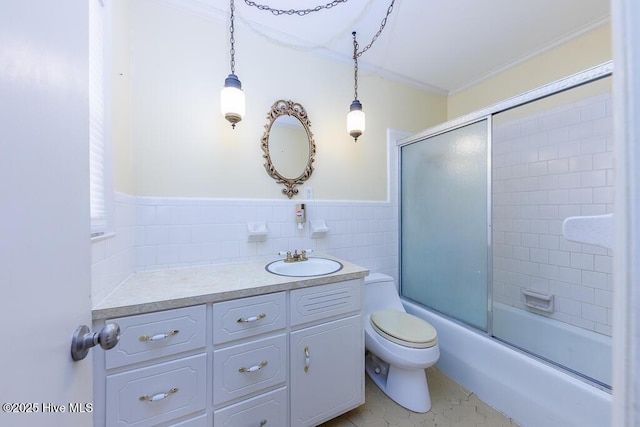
[492,302,612,387]
[403,299,612,427]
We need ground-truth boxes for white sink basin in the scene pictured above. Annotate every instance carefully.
[265,257,343,277]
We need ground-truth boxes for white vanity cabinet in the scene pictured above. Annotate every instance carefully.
[94,266,366,427]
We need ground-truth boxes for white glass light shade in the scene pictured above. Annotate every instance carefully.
[347,100,365,141]
[221,74,245,128]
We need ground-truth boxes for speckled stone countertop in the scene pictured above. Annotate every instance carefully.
[92,255,369,320]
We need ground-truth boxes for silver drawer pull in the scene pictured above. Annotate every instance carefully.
[238,360,268,373]
[139,330,179,342]
[237,313,266,323]
[139,387,179,402]
[304,346,310,373]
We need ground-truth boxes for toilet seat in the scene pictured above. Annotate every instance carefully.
[370,308,438,349]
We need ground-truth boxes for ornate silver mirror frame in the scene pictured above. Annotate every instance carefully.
[261,99,316,198]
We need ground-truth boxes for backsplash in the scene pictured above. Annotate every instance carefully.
[134,197,398,271]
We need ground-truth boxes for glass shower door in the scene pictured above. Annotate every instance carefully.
[400,119,489,331]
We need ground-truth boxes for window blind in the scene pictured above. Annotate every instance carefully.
[89,0,106,236]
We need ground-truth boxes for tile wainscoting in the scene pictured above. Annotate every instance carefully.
[91,193,399,306]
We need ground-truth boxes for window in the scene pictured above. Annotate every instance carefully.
[89,0,112,237]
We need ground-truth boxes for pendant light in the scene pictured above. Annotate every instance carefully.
[221,0,245,128]
[347,31,365,141]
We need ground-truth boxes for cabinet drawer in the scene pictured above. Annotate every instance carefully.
[213,292,286,344]
[213,334,287,405]
[290,279,362,327]
[214,387,287,427]
[106,354,206,427]
[168,413,207,427]
[106,305,206,369]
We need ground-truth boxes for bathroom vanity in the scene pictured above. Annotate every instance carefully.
[91,256,368,427]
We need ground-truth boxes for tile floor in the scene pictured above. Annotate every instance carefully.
[320,367,521,427]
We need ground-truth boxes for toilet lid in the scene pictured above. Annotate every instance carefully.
[370,308,438,349]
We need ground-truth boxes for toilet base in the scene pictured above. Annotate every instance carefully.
[365,352,432,413]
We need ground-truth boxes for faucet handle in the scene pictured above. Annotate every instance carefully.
[278,249,313,256]
[277,251,294,262]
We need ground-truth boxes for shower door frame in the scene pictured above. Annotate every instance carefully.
[397,60,614,366]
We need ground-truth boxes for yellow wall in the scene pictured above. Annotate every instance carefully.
[111,0,134,195]
[112,2,612,200]
[112,0,446,201]
[447,23,612,120]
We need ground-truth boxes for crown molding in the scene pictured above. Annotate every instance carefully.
[449,17,611,96]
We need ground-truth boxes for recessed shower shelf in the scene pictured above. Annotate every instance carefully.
[522,289,554,313]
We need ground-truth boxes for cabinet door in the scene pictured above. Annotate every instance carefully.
[290,315,364,427]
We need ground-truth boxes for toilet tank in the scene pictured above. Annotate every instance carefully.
[364,273,406,314]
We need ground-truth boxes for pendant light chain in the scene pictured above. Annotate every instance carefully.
[229,0,237,74]
[355,0,394,59]
[222,0,245,128]
[243,0,396,58]
[244,0,349,16]
[353,32,359,101]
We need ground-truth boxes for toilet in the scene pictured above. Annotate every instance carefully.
[363,273,440,413]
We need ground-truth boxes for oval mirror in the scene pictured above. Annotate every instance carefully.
[261,100,316,198]
[269,115,309,178]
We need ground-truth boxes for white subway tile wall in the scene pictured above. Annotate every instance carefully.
[91,193,136,304]
[492,92,614,336]
[132,198,398,275]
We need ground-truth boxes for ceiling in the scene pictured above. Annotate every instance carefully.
[229,0,610,94]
